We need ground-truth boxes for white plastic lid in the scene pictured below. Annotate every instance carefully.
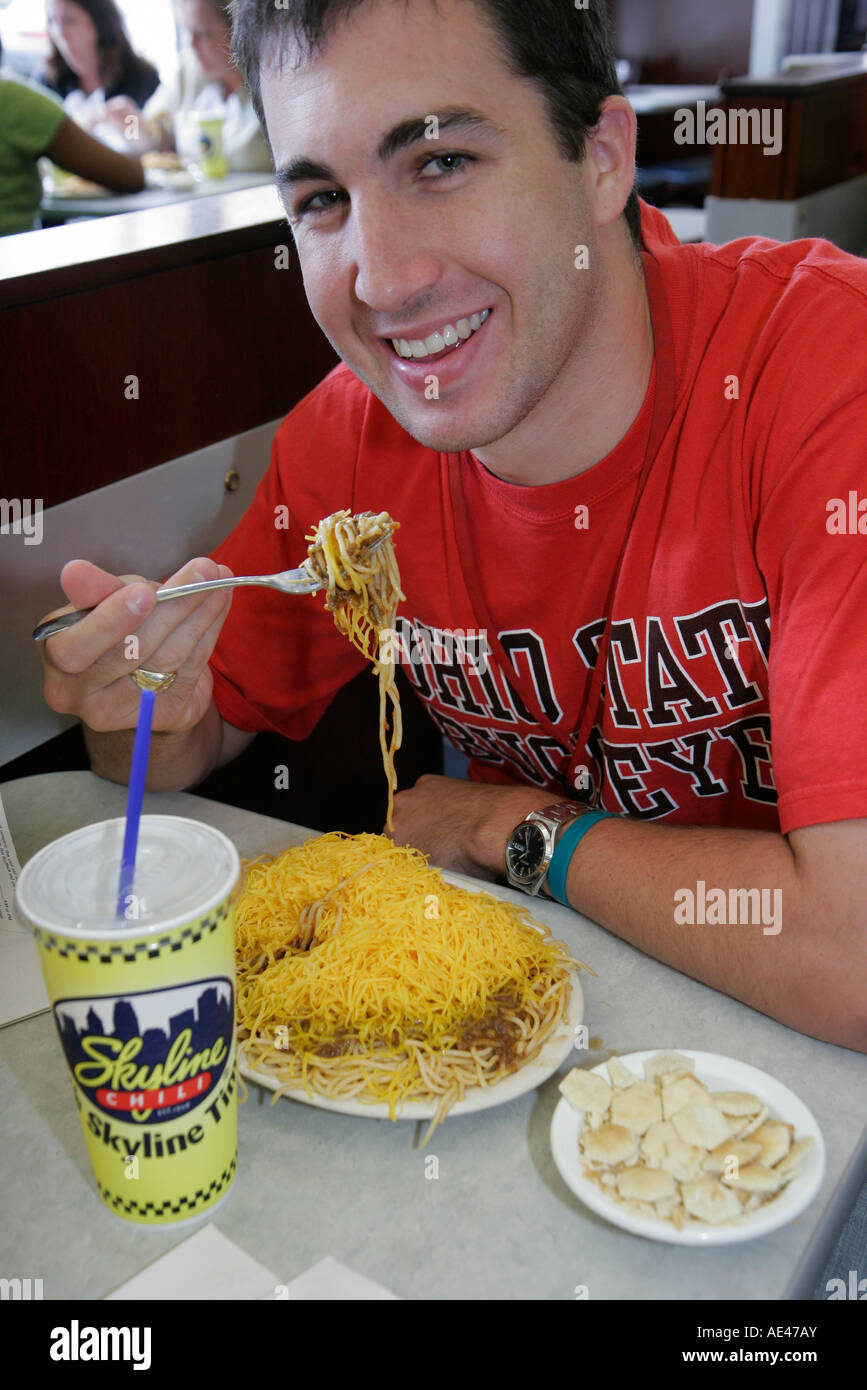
[15,816,240,940]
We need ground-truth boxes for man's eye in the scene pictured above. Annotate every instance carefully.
[295,189,346,218]
[419,152,473,179]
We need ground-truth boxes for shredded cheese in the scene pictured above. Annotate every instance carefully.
[235,833,582,1135]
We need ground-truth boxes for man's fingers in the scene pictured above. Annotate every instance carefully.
[126,560,232,672]
[58,558,141,611]
[46,558,226,676]
[134,583,233,678]
[42,582,157,677]
[41,558,233,730]
[42,559,158,677]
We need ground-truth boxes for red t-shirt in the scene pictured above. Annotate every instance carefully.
[210,201,867,836]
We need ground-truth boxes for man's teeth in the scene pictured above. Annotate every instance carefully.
[392,308,491,359]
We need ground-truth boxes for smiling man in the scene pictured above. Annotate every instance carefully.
[39,0,867,1051]
[253,0,652,483]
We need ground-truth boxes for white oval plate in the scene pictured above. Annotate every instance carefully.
[240,970,582,1120]
[550,1050,825,1245]
[238,868,583,1120]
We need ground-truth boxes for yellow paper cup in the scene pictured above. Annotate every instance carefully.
[192,113,228,179]
[15,816,240,1227]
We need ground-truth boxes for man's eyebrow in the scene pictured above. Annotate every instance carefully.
[276,157,336,190]
[376,106,507,162]
[275,107,506,189]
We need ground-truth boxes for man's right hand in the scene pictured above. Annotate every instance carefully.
[40,557,234,738]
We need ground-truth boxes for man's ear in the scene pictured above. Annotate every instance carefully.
[585,95,637,232]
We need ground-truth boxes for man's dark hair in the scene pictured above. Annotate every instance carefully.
[230,0,641,249]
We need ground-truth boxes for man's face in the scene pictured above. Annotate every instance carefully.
[261,0,603,455]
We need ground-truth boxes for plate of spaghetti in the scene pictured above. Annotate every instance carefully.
[301,509,403,829]
[235,833,586,1143]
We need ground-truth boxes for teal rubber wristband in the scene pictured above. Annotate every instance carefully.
[547,809,615,906]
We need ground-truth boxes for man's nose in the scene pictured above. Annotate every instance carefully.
[350,193,442,312]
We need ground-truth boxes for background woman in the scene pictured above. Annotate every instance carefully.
[42,0,159,106]
[40,0,159,151]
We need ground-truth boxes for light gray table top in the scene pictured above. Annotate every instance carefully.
[2,772,864,1301]
[41,170,275,219]
[624,84,721,114]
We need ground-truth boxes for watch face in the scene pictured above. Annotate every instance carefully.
[506,822,547,884]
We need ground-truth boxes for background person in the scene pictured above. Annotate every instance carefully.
[40,0,159,151]
[0,33,144,236]
[103,0,271,172]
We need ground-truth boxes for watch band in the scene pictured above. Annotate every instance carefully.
[547,809,615,906]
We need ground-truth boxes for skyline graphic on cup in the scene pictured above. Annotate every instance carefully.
[56,978,233,1124]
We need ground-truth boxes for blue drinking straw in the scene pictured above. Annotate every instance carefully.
[117,686,156,918]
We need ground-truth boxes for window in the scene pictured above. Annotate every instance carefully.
[0,0,180,86]
[114,0,179,79]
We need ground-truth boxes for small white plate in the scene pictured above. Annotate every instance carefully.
[144,168,197,192]
[239,869,583,1121]
[550,1050,825,1245]
[43,178,111,198]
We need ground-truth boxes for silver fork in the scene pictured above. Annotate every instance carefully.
[32,566,322,643]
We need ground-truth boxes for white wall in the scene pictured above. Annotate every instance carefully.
[0,422,279,767]
[115,0,179,76]
[750,0,843,74]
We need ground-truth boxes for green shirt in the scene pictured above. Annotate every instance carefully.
[0,76,66,236]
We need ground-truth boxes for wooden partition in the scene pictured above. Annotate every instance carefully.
[610,0,753,84]
[0,187,338,507]
[712,67,867,200]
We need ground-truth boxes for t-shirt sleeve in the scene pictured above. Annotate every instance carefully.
[207,368,371,740]
[747,259,867,833]
[1,79,66,157]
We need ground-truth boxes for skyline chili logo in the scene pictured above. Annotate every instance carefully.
[55,979,233,1124]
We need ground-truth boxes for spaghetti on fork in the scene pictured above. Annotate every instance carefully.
[302,510,404,828]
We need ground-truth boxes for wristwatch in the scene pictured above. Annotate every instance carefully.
[505,802,588,897]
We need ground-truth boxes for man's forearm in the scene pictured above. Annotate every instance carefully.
[561,818,809,1022]
[83,701,223,792]
[470,803,865,1051]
